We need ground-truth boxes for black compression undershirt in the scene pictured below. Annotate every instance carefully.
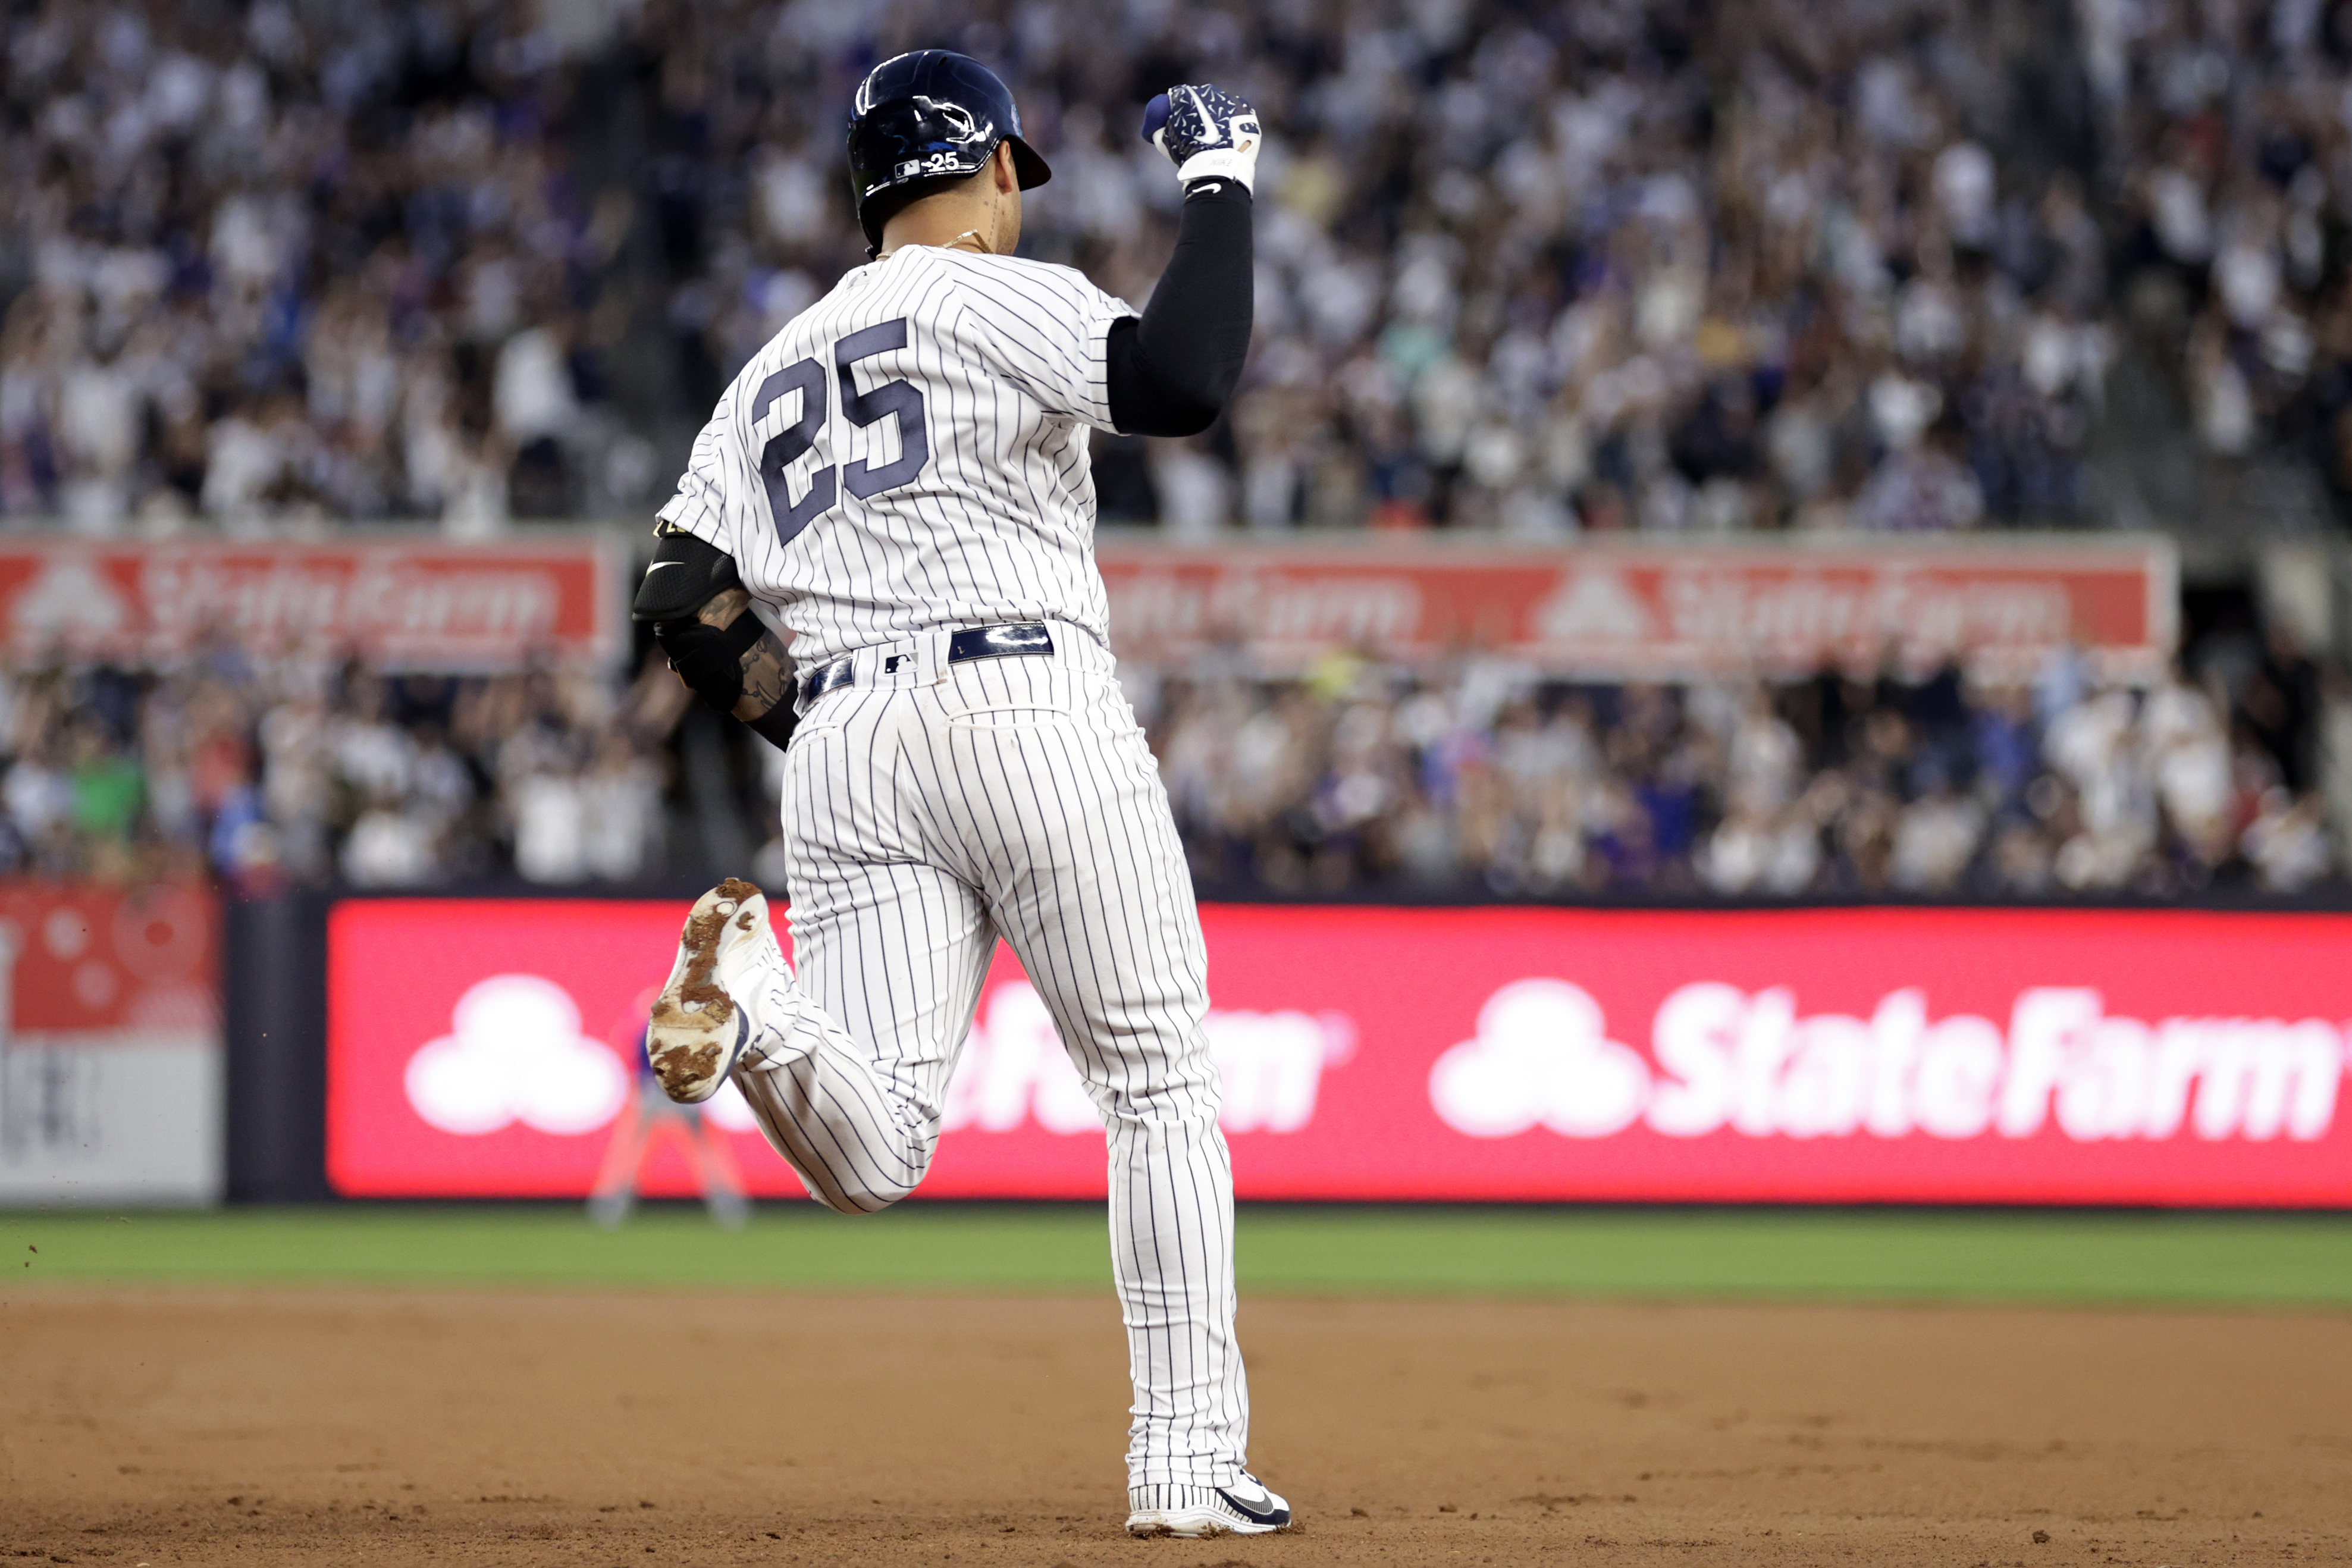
[1104,182,1254,438]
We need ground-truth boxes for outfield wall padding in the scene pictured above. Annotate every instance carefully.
[224,891,333,1203]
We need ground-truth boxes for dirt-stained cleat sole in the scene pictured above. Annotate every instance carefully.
[1125,1476,1292,1538]
[645,877,767,1103]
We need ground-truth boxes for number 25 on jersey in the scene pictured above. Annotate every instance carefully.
[754,317,930,544]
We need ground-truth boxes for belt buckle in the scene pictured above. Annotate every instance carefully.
[949,623,1053,662]
[802,657,853,705]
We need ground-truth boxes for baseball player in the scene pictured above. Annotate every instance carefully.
[627,52,1285,1539]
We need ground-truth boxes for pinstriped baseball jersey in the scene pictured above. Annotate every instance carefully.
[654,246,1137,668]
[654,238,1262,1510]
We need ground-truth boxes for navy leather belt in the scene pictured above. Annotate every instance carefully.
[801,623,1055,704]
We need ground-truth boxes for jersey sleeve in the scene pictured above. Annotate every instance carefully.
[949,261,1137,431]
[653,397,739,553]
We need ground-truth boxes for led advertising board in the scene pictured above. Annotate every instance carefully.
[328,900,2352,1206]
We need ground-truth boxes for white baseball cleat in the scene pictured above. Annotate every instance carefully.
[1125,1474,1293,1537]
[645,877,777,1103]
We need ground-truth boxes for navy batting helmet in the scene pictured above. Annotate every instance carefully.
[846,51,1051,253]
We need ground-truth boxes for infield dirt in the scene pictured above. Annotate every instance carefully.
[2,1287,2345,1566]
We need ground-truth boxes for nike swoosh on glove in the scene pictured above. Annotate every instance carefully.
[1140,84,1261,193]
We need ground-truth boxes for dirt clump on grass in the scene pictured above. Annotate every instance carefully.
[1,1285,2345,1566]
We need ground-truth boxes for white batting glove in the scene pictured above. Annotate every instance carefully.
[1139,84,1261,193]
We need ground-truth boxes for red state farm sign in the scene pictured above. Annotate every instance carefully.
[1,880,219,1044]
[328,900,2351,1206]
[1093,537,2175,680]
[0,537,623,669]
[1,881,224,1203]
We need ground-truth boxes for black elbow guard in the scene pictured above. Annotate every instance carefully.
[655,613,766,714]
[639,529,764,715]
[632,530,743,622]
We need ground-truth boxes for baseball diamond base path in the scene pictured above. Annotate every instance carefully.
[2,1289,2345,1567]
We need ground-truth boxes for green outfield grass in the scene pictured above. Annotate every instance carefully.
[3,1204,2349,1307]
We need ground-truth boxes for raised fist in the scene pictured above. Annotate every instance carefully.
[1140,84,1260,193]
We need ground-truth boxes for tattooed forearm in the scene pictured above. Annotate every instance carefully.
[694,587,751,629]
[733,629,792,722]
[688,587,793,722]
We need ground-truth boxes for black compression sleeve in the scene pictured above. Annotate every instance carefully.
[1105,182,1254,437]
[654,613,764,713]
[745,705,799,751]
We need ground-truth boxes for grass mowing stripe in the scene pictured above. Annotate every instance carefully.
[4,1206,1111,1291]
[3,1206,2348,1306]
[1240,1208,2352,1306]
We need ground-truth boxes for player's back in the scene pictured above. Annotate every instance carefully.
[658,245,1137,667]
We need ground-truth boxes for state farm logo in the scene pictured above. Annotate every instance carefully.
[10,553,133,645]
[944,980,1352,1136]
[1431,979,2350,1143]
[1428,980,1649,1137]
[405,975,631,1136]
[1532,569,1653,645]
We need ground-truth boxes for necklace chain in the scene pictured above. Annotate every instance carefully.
[882,228,992,260]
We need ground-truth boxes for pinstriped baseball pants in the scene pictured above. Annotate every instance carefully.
[727,626,1250,1494]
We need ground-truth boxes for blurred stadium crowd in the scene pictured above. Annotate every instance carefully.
[4,0,2352,901]
[1140,642,2352,897]
[6,638,2348,897]
[0,645,690,889]
[7,0,2352,532]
